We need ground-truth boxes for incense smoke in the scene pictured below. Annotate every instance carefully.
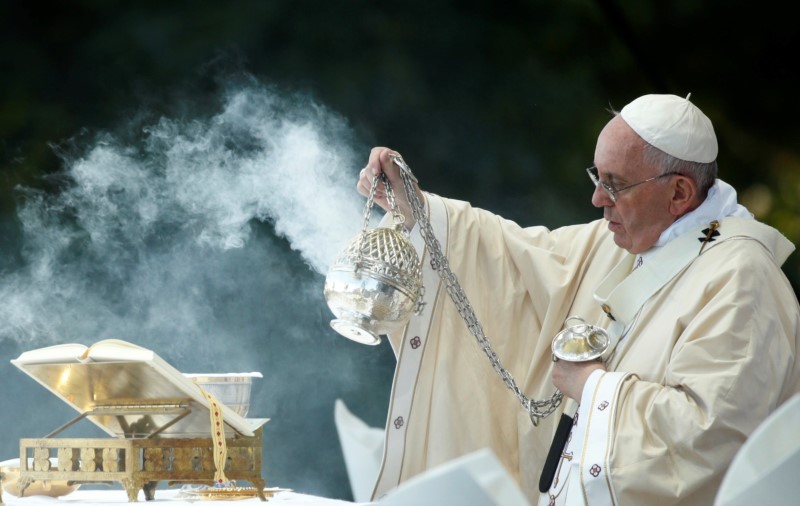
[1,82,364,347]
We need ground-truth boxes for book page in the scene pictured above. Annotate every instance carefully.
[13,342,88,364]
[81,338,155,362]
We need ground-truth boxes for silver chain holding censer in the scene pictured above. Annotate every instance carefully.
[387,154,563,426]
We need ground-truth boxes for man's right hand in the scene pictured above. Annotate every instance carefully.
[356,147,423,229]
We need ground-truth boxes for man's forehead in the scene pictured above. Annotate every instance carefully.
[594,118,648,180]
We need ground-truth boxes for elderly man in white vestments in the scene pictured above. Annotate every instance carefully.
[355,94,800,505]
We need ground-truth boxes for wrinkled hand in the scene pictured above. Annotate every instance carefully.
[356,147,423,229]
[552,359,606,402]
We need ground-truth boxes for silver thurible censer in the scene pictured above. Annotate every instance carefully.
[323,167,424,345]
[324,155,565,427]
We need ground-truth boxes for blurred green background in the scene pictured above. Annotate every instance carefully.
[1,0,798,501]
[3,0,799,269]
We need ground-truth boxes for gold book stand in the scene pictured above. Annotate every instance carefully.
[11,345,269,502]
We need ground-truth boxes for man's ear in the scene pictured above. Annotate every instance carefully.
[669,175,699,217]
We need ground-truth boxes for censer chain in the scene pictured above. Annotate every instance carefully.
[357,171,405,267]
[390,154,563,427]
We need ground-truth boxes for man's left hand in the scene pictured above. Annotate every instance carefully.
[552,359,606,401]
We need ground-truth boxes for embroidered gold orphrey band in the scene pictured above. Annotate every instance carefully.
[594,217,767,328]
[195,386,229,485]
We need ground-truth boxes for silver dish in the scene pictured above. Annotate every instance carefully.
[551,317,610,362]
[183,373,262,417]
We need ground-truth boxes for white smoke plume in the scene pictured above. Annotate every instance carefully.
[0,81,366,347]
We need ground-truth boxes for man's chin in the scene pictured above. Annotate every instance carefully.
[607,221,632,250]
[611,230,631,251]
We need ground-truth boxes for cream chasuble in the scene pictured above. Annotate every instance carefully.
[539,218,781,505]
[371,192,800,505]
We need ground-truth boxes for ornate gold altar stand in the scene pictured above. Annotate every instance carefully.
[10,341,270,502]
[17,421,267,501]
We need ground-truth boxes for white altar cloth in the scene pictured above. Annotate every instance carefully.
[1,489,360,505]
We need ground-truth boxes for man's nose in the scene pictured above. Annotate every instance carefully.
[591,184,613,208]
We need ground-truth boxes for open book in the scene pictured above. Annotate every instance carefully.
[11,339,266,439]
[13,339,157,364]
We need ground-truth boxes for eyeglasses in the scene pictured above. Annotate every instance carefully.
[586,166,681,202]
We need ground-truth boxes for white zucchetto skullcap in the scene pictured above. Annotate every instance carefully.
[620,93,718,163]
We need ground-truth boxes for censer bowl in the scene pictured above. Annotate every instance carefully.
[324,225,423,345]
[324,267,418,345]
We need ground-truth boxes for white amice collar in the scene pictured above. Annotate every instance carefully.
[641,179,753,262]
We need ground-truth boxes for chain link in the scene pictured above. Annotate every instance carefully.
[355,174,380,271]
[389,154,563,426]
